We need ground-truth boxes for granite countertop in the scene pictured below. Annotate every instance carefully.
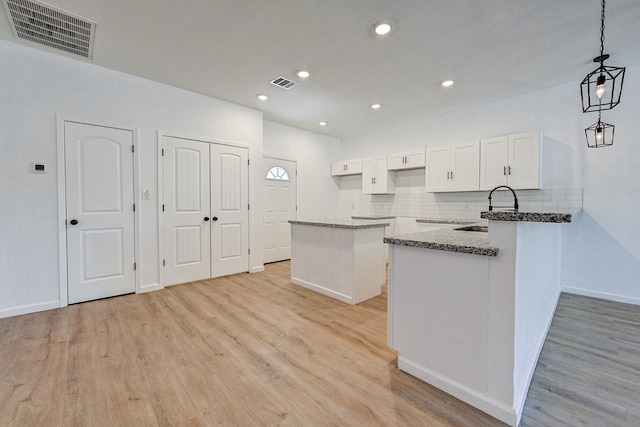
[415,218,479,225]
[289,219,390,229]
[384,228,498,257]
[480,211,572,223]
[351,215,396,220]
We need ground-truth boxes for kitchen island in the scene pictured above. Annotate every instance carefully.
[385,212,571,426]
[289,219,389,305]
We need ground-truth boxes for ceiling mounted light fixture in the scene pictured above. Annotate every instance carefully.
[580,0,624,148]
[585,111,614,148]
[372,20,393,36]
[318,121,327,127]
[441,80,454,87]
[371,103,381,110]
[257,94,268,101]
[580,0,625,113]
[297,70,310,78]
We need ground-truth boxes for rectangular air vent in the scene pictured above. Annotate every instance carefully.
[2,0,96,58]
[270,75,296,90]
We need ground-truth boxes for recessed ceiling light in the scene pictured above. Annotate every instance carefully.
[371,103,381,110]
[372,20,393,36]
[441,80,454,87]
[318,121,328,126]
[257,94,268,101]
[297,70,310,78]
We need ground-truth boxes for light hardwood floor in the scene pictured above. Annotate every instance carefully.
[1,262,639,426]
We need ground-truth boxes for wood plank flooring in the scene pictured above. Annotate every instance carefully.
[1,262,639,426]
[520,293,640,426]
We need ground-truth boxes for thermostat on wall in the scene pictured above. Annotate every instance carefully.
[33,163,46,173]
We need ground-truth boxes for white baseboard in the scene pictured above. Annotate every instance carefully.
[562,287,640,306]
[250,266,265,273]
[0,300,61,319]
[398,357,517,426]
[291,277,353,305]
[137,282,163,293]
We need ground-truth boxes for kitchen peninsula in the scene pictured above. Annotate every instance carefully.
[289,219,389,305]
[384,211,571,426]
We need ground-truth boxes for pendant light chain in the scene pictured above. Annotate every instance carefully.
[599,0,606,66]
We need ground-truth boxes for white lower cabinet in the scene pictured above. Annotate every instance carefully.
[480,132,541,190]
[426,141,480,192]
[363,155,395,194]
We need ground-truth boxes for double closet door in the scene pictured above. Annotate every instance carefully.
[162,136,249,285]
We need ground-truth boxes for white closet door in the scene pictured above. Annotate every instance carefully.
[210,144,249,277]
[65,122,135,303]
[162,136,211,285]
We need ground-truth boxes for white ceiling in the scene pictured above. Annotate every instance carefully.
[2,0,640,138]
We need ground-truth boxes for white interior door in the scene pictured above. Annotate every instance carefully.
[162,136,211,285]
[263,157,297,263]
[65,122,135,304]
[210,144,249,277]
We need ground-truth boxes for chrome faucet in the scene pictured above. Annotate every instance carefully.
[488,185,519,211]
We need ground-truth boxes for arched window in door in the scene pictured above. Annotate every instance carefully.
[265,166,290,181]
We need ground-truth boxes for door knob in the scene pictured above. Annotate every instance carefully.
[204,217,210,221]
[69,219,79,225]
[212,216,218,221]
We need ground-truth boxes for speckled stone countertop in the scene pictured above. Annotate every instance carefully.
[289,219,390,229]
[384,228,498,257]
[415,218,478,225]
[351,216,396,220]
[480,211,572,223]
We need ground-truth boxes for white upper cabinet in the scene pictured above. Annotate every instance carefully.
[363,155,395,194]
[387,149,426,171]
[331,158,362,176]
[426,141,480,192]
[480,132,541,190]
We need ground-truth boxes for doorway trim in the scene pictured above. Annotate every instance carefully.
[157,130,255,287]
[56,115,140,307]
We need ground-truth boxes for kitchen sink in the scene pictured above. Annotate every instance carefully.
[454,225,489,233]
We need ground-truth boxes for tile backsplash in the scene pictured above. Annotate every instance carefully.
[360,187,583,220]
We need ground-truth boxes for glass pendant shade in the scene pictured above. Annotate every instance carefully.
[585,120,614,148]
[580,63,625,112]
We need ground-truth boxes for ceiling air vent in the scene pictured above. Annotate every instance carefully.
[270,75,296,90]
[2,0,96,58]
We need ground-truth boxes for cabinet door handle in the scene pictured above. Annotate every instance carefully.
[450,171,454,179]
[504,166,507,176]
[447,171,450,179]
[508,166,512,175]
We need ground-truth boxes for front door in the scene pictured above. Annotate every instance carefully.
[263,157,297,263]
[65,122,136,304]
[162,136,211,285]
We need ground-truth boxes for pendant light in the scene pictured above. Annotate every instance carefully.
[580,0,625,113]
[585,110,614,148]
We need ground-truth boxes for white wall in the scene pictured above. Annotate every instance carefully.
[0,40,264,318]
[340,69,640,304]
[263,120,341,220]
